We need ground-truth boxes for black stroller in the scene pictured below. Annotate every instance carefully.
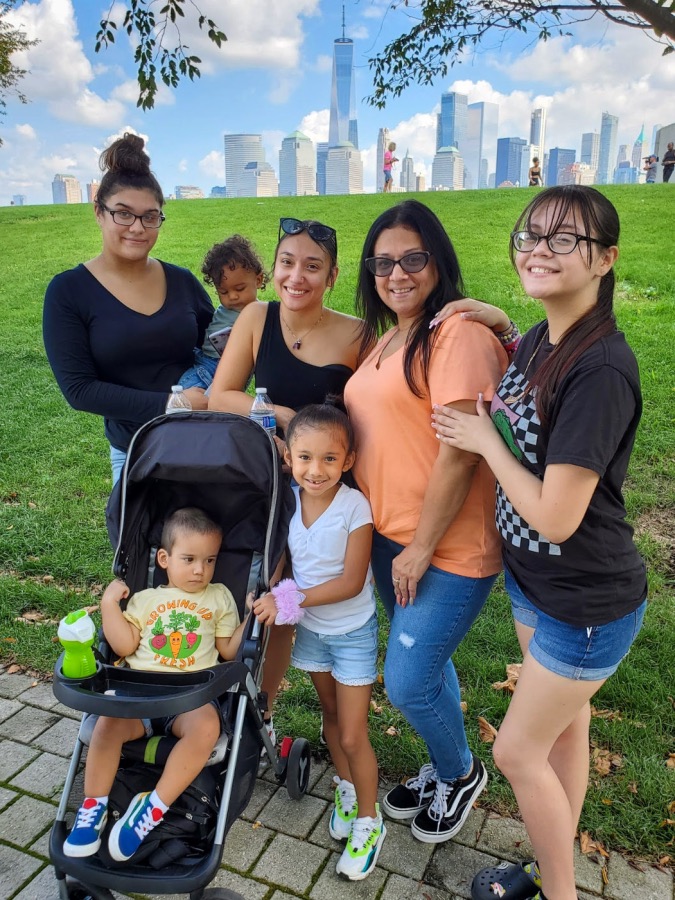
[50,412,311,900]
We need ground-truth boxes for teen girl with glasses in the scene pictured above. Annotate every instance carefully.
[43,133,213,484]
[432,186,647,900]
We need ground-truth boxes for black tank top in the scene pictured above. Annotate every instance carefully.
[255,302,353,410]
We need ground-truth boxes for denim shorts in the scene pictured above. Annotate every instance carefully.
[505,567,646,681]
[291,614,378,686]
[179,349,219,390]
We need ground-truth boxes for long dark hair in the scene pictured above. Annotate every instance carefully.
[511,185,619,425]
[356,200,465,397]
[97,132,164,208]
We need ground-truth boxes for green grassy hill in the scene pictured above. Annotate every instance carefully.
[1,186,673,860]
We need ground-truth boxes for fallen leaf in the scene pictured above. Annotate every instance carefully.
[2,637,17,643]
[579,831,609,857]
[492,662,522,693]
[376,673,384,684]
[5,664,21,674]
[666,754,675,769]
[42,574,54,583]
[591,748,624,777]
[477,716,498,743]
[659,819,675,827]
[385,725,399,737]
[601,798,613,805]
[369,700,383,714]
[658,856,671,866]
[668,800,675,815]
[627,782,638,794]
[90,584,104,597]
[590,705,622,722]
[27,501,37,509]
[460,701,467,713]
[628,859,646,873]
[252,821,261,829]
[601,867,609,885]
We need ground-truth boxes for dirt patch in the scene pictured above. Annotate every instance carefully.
[634,507,675,576]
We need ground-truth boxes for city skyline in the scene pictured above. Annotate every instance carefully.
[1,0,674,205]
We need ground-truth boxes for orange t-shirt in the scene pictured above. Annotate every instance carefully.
[344,317,507,578]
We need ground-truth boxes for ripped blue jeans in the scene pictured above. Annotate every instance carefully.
[373,531,496,781]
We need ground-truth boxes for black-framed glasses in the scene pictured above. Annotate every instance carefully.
[511,231,605,255]
[364,251,432,277]
[279,217,336,244]
[99,204,165,229]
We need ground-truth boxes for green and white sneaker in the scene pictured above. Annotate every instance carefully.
[329,776,358,840]
[335,805,386,881]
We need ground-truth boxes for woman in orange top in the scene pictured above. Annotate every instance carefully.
[344,200,508,845]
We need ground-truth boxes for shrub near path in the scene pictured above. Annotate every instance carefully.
[1,186,673,863]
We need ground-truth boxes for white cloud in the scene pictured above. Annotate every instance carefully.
[269,76,295,105]
[178,159,188,173]
[198,151,225,179]
[15,124,37,139]
[314,54,332,73]
[298,109,329,145]
[348,26,369,40]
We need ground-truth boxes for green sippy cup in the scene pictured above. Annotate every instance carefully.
[58,609,97,678]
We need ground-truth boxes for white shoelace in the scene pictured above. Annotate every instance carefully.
[333,776,357,813]
[427,779,454,821]
[405,762,437,792]
[133,804,160,838]
[74,802,103,827]
[349,815,381,850]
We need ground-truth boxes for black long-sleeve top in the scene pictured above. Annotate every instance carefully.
[43,262,214,451]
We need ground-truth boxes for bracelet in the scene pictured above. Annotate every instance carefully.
[271,579,306,625]
[494,319,521,346]
[502,335,522,354]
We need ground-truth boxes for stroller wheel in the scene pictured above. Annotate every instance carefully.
[286,737,311,800]
[64,876,115,900]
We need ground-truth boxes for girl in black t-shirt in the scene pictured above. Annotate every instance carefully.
[432,186,647,900]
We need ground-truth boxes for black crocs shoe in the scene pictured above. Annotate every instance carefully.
[471,859,541,900]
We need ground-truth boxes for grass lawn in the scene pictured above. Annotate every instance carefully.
[1,185,673,863]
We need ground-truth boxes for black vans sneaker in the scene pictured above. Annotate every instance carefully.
[411,755,487,843]
[381,763,438,820]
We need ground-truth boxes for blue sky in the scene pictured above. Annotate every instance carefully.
[2,0,673,205]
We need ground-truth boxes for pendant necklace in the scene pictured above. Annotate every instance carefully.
[506,328,549,404]
[280,310,324,350]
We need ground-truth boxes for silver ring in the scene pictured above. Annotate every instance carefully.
[392,577,400,584]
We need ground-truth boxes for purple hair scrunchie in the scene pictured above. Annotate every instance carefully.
[271,579,306,625]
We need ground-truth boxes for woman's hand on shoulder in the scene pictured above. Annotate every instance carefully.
[430,298,511,333]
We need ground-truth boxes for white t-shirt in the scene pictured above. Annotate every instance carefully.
[289,483,375,635]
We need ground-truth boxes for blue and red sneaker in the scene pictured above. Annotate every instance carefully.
[64,797,108,857]
[108,791,164,862]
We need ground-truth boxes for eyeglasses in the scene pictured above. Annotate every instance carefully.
[364,251,432,277]
[99,204,166,229]
[511,231,605,255]
[279,217,336,244]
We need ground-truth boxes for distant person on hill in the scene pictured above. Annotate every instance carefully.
[179,235,267,390]
[383,142,399,193]
[662,143,675,182]
[43,133,212,485]
[643,155,658,183]
[528,157,543,187]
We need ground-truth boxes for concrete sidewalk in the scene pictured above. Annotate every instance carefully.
[0,668,671,900]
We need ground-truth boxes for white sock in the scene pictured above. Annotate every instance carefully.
[149,790,169,815]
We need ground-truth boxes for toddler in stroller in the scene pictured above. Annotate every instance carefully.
[50,412,311,900]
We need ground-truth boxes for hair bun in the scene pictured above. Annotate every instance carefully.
[100,132,151,176]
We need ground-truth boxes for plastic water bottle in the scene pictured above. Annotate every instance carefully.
[58,609,97,678]
[166,384,192,414]
[249,387,276,436]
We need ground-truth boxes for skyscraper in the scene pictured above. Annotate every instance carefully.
[400,150,415,192]
[328,8,358,149]
[279,131,316,196]
[436,91,468,153]
[52,174,81,204]
[547,148,576,186]
[496,138,527,186]
[598,113,618,185]
[325,143,363,195]
[581,133,600,172]
[86,181,100,203]
[631,125,647,178]
[530,108,547,162]
[466,101,499,189]
[224,134,265,198]
[316,143,329,196]
[239,161,278,197]
[432,146,464,190]
[376,127,390,193]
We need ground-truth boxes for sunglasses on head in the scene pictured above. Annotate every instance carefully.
[279,217,336,245]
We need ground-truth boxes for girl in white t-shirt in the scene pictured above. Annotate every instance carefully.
[253,403,385,882]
